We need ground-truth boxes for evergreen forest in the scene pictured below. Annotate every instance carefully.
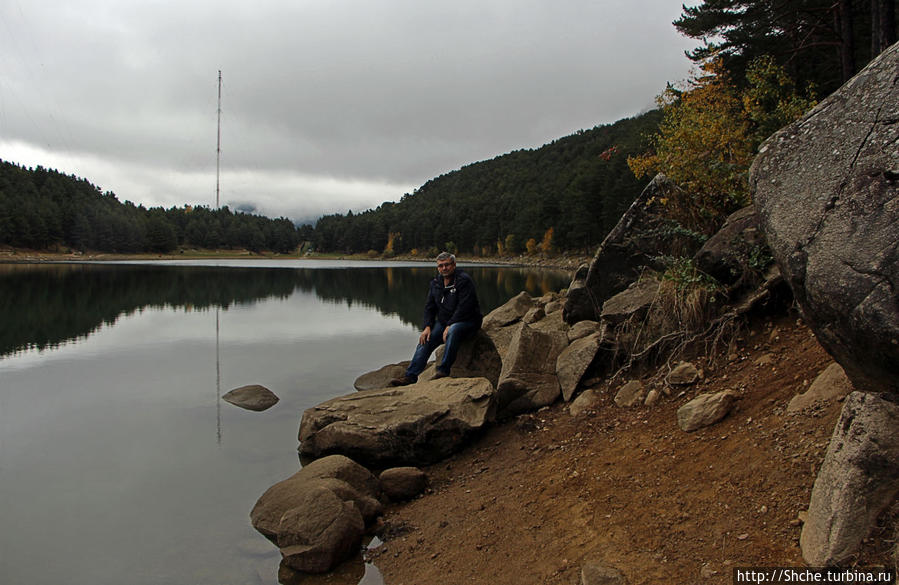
[0,161,301,254]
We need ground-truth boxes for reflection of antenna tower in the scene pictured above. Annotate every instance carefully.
[216,307,222,445]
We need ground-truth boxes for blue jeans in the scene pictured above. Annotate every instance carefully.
[404,320,480,380]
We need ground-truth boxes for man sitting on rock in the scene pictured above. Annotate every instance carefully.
[390,252,482,386]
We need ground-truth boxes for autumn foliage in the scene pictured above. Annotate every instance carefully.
[628,56,815,235]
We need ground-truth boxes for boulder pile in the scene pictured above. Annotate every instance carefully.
[251,42,899,577]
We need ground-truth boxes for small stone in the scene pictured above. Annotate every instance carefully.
[677,390,739,432]
[614,380,645,408]
[667,362,700,386]
[379,467,429,501]
[581,562,626,585]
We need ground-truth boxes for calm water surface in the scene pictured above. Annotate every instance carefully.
[0,259,569,585]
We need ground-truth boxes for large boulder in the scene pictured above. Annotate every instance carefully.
[693,205,768,291]
[751,42,899,395]
[801,391,899,566]
[600,278,660,325]
[277,486,365,573]
[298,377,496,467]
[426,329,503,387]
[564,175,700,324]
[495,322,569,418]
[250,455,381,540]
[556,332,603,401]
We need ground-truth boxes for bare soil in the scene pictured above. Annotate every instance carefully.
[366,312,896,585]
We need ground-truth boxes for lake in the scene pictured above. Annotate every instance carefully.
[0,259,570,585]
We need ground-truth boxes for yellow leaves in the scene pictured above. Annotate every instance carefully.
[384,231,401,257]
[627,55,814,235]
[540,227,554,254]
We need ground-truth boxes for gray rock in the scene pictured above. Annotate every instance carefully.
[667,362,700,386]
[379,467,429,501]
[564,175,696,324]
[694,205,766,290]
[277,486,365,574]
[250,455,380,540]
[530,308,568,336]
[222,384,279,411]
[644,388,662,407]
[600,278,660,325]
[522,307,546,324]
[568,320,603,343]
[556,333,602,401]
[581,562,626,585]
[482,323,518,360]
[614,380,645,408]
[427,329,503,387]
[535,292,561,307]
[787,362,854,413]
[677,390,738,432]
[354,362,410,391]
[483,291,534,329]
[298,377,496,467]
[801,391,899,566]
[751,42,899,395]
[569,388,602,417]
[544,300,563,314]
[495,322,568,418]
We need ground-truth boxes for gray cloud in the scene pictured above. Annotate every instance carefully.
[0,0,698,221]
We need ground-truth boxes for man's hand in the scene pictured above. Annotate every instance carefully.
[443,325,451,343]
[419,326,431,345]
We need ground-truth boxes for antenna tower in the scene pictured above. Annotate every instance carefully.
[216,70,222,209]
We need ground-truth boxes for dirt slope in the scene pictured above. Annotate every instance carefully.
[367,313,896,585]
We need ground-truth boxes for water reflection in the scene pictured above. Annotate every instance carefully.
[0,260,570,585]
[0,261,569,358]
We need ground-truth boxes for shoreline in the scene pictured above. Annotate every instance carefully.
[0,246,590,272]
[365,314,895,585]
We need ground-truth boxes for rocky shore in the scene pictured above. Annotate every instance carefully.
[254,43,899,584]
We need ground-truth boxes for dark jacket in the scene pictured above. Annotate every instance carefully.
[422,270,482,330]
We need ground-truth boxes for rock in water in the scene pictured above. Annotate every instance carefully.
[250,454,381,540]
[222,384,279,411]
[298,377,496,467]
[277,486,365,574]
[751,42,899,395]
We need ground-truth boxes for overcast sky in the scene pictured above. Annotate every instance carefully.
[0,1,699,224]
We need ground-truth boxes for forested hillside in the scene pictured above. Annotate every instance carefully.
[1,111,661,258]
[313,110,662,256]
[0,161,300,254]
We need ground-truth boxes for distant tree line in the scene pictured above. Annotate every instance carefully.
[0,160,301,254]
[312,111,663,256]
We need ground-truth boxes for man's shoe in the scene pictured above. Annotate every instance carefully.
[389,376,415,387]
[433,369,449,379]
